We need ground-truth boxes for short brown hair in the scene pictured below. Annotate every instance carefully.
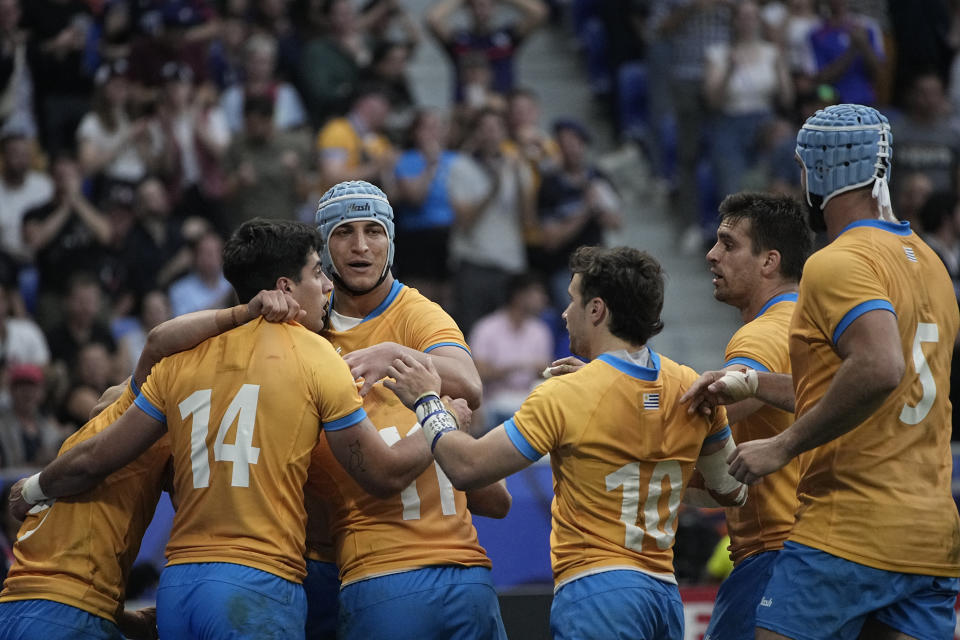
[569,246,665,345]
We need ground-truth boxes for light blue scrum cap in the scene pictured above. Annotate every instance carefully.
[315,180,395,281]
[796,104,893,218]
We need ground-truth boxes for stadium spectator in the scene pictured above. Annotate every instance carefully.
[45,273,116,369]
[0,0,36,139]
[307,181,507,639]
[648,0,731,252]
[393,108,461,306]
[76,58,162,197]
[315,83,396,194]
[23,153,112,320]
[699,191,811,639]
[117,176,193,300]
[167,231,233,317]
[116,289,172,376]
[704,0,792,200]
[686,104,960,639]
[361,40,417,143]
[249,0,302,84]
[219,32,308,134]
[360,0,422,53]
[298,0,369,128]
[0,281,49,369]
[426,0,548,103]
[469,272,552,432]
[889,71,960,196]
[154,61,230,229]
[892,171,934,229]
[20,0,92,155]
[0,132,53,262]
[534,118,622,307]
[804,0,884,106]
[223,95,311,229]
[386,245,746,640]
[0,363,63,467]
[918,190,960,298]
[448,107,534,334]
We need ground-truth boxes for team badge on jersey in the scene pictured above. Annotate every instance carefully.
[643,393,660,410]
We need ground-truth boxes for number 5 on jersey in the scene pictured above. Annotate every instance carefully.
[180,384,262,489]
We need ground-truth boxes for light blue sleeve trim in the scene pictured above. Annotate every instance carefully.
[129,374,140,396]
[703,425,731,445]
[324,407,368,432]
[424,342,471,355]
[832,299,895,345]
[723,357,770,373]
[504,418,543,462]
[134,394,166,424]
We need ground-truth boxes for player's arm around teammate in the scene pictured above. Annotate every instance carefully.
[8,290,307,519]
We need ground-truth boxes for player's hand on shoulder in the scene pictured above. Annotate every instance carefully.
[441,396,472,431]
[117,606,159,640]
[681,369,755,415]
[543,356,586,378]
[8,477,29,522]
[343,343,400,396]
[248,289,304,324]
[384,353,442,409]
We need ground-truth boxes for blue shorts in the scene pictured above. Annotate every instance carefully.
[156,562,307,640]
[757,541,959,640]
[304,560,340,640]
[704,550,778,640]
[0,599,121,640]
[551,570,684,640]
[338,566,506,640]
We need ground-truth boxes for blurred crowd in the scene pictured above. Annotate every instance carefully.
[0,0,959,484]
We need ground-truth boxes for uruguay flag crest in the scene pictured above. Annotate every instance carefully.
[643,393,660,410]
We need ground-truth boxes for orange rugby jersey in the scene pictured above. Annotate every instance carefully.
[722,294,800,565]
[789,220,960,576]
[506,351,730,588]
[306,282,491,585]
[136,319,366,583]
[0,382,169,623]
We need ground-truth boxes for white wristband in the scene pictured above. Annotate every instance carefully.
[414,394,458,451]
[22,473,49,505]
[718,369,759,401]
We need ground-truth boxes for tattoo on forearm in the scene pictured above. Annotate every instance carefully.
[349,440,365,473]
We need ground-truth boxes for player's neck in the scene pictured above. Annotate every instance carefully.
[588,333,644,361]
[740,281,798,323]
[332,275,395,319]
[824,190,881,241]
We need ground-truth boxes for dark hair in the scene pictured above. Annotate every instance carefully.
[222,218,321,302]
[506,271,545,304]
[717,191,813,282]
[918,190,956,234]
[569,246,664,345]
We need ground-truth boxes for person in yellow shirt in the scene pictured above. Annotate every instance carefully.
[305,180,510,640]
[8,219,435,640]
[0,289,304,640]
[316,85,396,194]
[699,191,811,639]
[385,245,747,640]
[685,104,960,640]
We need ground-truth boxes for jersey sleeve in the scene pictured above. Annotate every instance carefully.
[703,404,731,445]
[724,324,775,372]
[306,339,366,432]
[504,379,567,461]
[403,296,470,355]
[316,120,352,159]
[134,357,173,424]
[801,248,894,346]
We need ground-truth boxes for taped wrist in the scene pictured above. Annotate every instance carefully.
[696,438,746,504]
[22,473,49,505]
[415,393,458,452]
[718,368,759,401]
